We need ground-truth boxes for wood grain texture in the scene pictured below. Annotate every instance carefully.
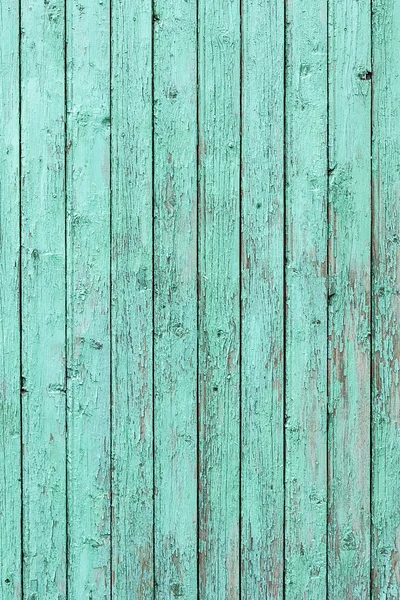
[111,0,154,597]
[21,0,67,597]
[328,0,371,594]
[0,1,21,598]
[3,1,400,598]
[153,0,198,598]
[241,0,284,596]
[198,0,241,597]
[284,0,328,595]
[372,0,400,596]
[66,0,111,597]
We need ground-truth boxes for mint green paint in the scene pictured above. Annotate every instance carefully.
[241,0,284,596]
[328,0,372,594]
[153,0,198,598]
[198,0,241,597]
[284,0,328,595]
[66,0,111,597]
[21,0,67,597]
[372,0,400,596]
[2,1,400,599]
[0,1,21,599]
[111,0,154,597]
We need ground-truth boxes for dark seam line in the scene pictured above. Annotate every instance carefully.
[19,0,23,595]
[326,0,330,595]
[239,0,243,596]
[369,1,374,594]
[196,0,200,596]
[64,0,69,597]
[282,2,287,598]
[109,0,113,596]
[151,0,156,596]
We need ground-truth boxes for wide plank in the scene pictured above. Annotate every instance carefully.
[0,1,21,597]
[241,0,285,596]
[153,0,198,597]
[21,0,67,596]
[66,0,111,596]
[284,0,328,594]
[328,0,372,594]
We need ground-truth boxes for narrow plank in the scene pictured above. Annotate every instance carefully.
[328,0,371,594]
[371,1,400,596]
[241,0,284,595]
[198,0,241,596]
[284,0,328,594]
[153,0,198,598]
[111,0,154,596]
[21,0,67,597]
[66,0,111,596]
[0,0,21,597]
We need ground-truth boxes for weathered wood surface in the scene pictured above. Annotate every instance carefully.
[153,0,198,597]
[372,0,400,597]
[111,0,154,597]
[285,0,328,594]
[198,0,241,597]
[21,0,67,597]
[241,0,284,596]
[66,0,111,597]
[328,0,372,594]
[1,1,400,599]
[0,1,21,598]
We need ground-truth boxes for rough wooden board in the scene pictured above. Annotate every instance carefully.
[284,0,328,595]
[241,0,285,596]
[21,0,67,597]
[198,0,241,597]
[372,0,400,596]
[328,0,372,594]
[153,0,198,598]
[66,0,111,596]
[0,1,21,598]
[111,0,154,597]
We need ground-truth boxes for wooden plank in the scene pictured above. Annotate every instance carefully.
[197,0,241,596]
[284,0,328,594]
[371,1,400,597]
[241,0,284,596]
[153,0,198,598]
[66,0,111,596]
[0,1,21,597]
[111,0,154,596]
[328,0,371,594]
[20,0,67,597]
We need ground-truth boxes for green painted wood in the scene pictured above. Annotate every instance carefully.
[0,1,21,598]
[284,0,328,595]
[66,0,111,596]
[21,0,67,597]
[328,0,371,594]
[198,0,241,597]
[241,0,284,595]
[111,0,154,598]
[372,1,400,597]
[153,1,198,598]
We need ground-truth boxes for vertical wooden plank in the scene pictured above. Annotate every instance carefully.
[21,0,67,597]
[0,0,21,597]
[241,0,284,596]
[371,1,400,597]
[284,0,328,594]
[66,0,111,596]
[198,0,241,596]
[153,0,198,598]
[328,0,371,594]
[111,0,154,596]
